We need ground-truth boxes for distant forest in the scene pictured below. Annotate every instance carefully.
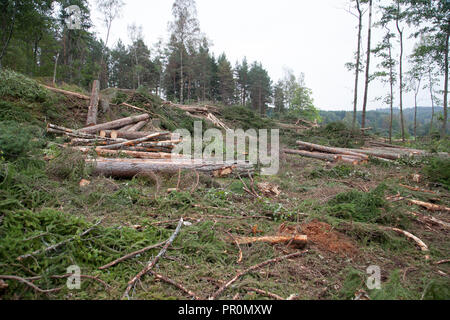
[320,106,448,138]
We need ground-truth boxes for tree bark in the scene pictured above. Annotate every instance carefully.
[361,0,373,130]
[96,133,171,150]
[79,114,150,134]
[42,85,90,100]
[86,80,100,126]
[352,0,363,130]
[442,31,449,139]
[396,4,405,142]
[100,130,171,140]
[127,121,148,132]
[296,140,368,159]
[429,69,435,135]
[284,149,341,162]
[87,158,254,178]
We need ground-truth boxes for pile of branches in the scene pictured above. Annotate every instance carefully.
[162,101,230,131]
[284,140,434,165]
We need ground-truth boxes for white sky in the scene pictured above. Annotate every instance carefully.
[87,0,443,111]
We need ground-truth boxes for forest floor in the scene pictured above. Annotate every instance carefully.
[0,70,449,300]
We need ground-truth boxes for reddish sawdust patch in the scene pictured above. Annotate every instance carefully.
[279,221,358,257]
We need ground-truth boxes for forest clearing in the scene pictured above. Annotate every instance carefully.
[0,69,449,300]
[0,0,449,303]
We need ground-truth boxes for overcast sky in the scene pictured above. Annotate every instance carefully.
[87,0,441,111]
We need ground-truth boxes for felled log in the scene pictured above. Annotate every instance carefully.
[86,80,100,126]
[138,140,181,148]
[127,120,148,132]
[277,123,308,130]
[97,132,169,150]
[284,149,341,162]
[120,102,147,113]
[125,146,175,153]
[73,147,185,160]
[235,235,307,248]
[42,85,90,100]
[120,124,135,131]
[383,227,429,252]
[399,184,436,194]
[339,156,366,165]
[100,130,171,140]
[47,125,126,142]
[296,140,369,159]
[87,158,254,178]
[408,200,450,212]
[407,212,450,229]
[341,148,401,160]
[79,114,150,134]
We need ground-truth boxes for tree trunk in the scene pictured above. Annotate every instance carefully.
[396,6,405,142]
[296,140,368,159]
[0,4,16,69]
[87,158,254,178]
[414,79,421,141]
[79,114,150,134]
[442,32,449,139]
[86,80,100,126]
[429,69,435,135]
[388,39,394,144]
[283,149,341,162]
[361,0,373,130]
[42,85,90,100]
[52,53,59,86]
[100,130,171,140]
[97,132,169,150]
[127,121,148,132]
[180,49,184,103]
[352,0,363,130]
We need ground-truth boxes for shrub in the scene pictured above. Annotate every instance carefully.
[423,157,450,189]
[327,184,390,223]
[0,121,44,160]
[0,69,49,102]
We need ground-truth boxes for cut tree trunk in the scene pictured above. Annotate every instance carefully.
[79,114,150,134]
[296,140,369,159]
[284,149,341,162]
[87,158,254,178]
[42,85,90,100]
[100,130,171,140]
[127,121,148,132]
[97,132,169,150]
[73,147,186,160]
[408,200,450,213]
[86,80,100,126]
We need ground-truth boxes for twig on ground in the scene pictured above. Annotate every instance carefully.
[123,218,184,299]
[203,278,285,300]
[208,250,308,300]
[0,275,63,294]
[191,170,200,193]
[149,271,200,300]
[99,241,166,270]
[225,230,243,264]
[383,227,429,252]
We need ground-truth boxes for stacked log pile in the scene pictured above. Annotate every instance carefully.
[45,82,252,178]
[283,140,442,165]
